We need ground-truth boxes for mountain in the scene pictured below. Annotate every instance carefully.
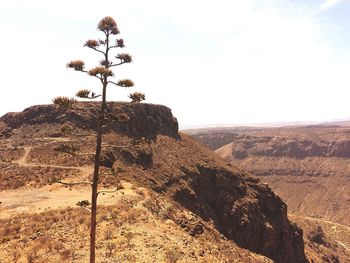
[188,125,350,262]
[0,102,310,262]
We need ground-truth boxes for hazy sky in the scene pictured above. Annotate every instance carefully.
[0,0,349,128]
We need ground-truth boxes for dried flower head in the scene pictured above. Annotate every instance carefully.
[99,59,112,67]
[116,39,125,48]
[117,79,134,87]
[88,67,113,77]
[98,16,118,33]
[84,39,99,48]
[67,60,85,71]
[52,96,76,108]
[117,53,132,63]
[75,89,91,98]
[129,92,145,103]
[111,26,120,35]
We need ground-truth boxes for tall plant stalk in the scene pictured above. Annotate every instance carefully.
[54,16,143,263]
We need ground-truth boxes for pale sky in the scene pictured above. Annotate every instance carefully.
[0,0,350,128]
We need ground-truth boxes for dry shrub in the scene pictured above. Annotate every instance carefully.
[165,249,183,263]
[143,198,162,215]
[53,241,65,253]
[26,245,40,263]
[106,242,117,257]
[78,216,84,225]
[37,236,54,252]
[135,188,146,197]
[11,246,21,262]
[104,228,113,240]
[126,208,145,224]
[164,206,179,221]
[60,248,73,260]
[124,232,134,248]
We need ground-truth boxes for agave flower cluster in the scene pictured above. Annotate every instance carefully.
[117,79,134,87]
[117,53,132,63]
[67,60,85,71]
[116,39,124,48]
[88,67,113,77]
[62,16,143,112]
[84,39,99,48]
[99,59,112,67]
[129,92,145,103]
[76,89,92,98]
[52,96,76,108]
[97,16,120,35]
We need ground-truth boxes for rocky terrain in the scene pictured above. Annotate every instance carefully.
[0,102,315,263]
[188,126,350,262]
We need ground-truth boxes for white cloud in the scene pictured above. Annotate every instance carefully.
[321,0,342,9]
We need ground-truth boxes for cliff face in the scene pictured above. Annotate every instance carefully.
[191,132,239,150]
[0,102,179,140]
[172,165,306,263]
[191,127,350,227]
[193,132,350,159]
[0,103,308,262]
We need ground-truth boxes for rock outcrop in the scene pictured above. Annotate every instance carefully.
[172,165,306,263]
[194,132,350,159]
[0,102,179,140]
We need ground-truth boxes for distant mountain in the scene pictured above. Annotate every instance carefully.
[187,124,350,261]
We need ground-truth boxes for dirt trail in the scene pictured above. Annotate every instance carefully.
[1,139,137,219]
[298,215,350,232]
[290,214,350,251]
[12,146,92,173]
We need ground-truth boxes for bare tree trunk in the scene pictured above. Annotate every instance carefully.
[89,91,106,263]
[90,34,109,263]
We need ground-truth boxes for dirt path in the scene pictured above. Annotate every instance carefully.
[298,215,350,232]
[12,146,93,173]
[290,214,350,251]
[1,140,129,219]
[290,213,350,232]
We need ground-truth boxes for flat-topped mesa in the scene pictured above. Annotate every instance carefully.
[0,102,179,140]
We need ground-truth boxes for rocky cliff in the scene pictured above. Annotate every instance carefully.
[190,126,350,228]
[0,102,179,140]
[0,103,308,262]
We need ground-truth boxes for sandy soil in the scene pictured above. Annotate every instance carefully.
[0,140,138,219]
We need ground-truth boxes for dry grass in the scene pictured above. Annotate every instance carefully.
[0,188,271,263]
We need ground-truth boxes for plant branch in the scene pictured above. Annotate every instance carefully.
[90,47,106,56]
[107,81,119,86]
[110,62,124,67]
[80,206,92,213]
